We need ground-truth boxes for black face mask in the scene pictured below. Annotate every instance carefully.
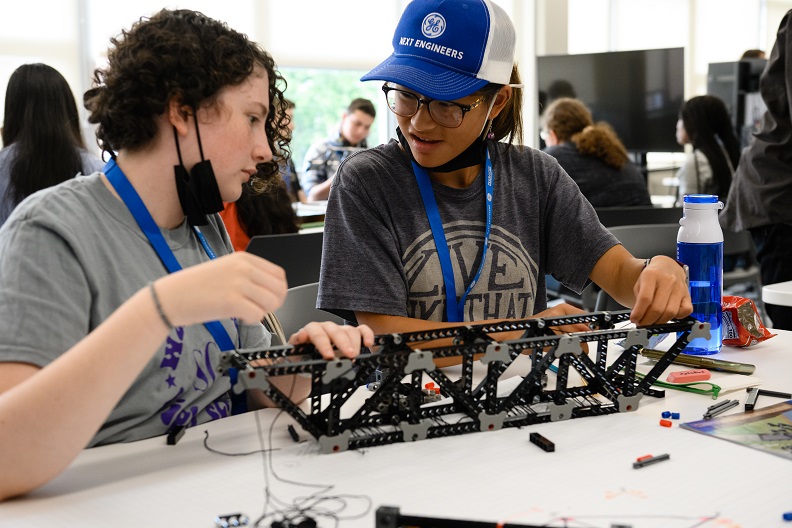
[396,127,488,173]
[173,113,223,226]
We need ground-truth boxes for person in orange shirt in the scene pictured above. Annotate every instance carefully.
[220,99,301,251]
[220,181,299,252]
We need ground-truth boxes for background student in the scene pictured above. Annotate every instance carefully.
[723,10,792,330]
[0,63,104,226]
[0,9,372,501]
[279,99,307,203]
[674,95,741,204]
[318,0,691,349]
[741,49,766,59]
[541,97,652,208]
[220,180,301,252]
[300,97,376,202]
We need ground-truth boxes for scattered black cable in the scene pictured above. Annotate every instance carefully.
[236,374,372,527]
[202,429,279,457]
[200,356,376,527]
[252,400,372,527]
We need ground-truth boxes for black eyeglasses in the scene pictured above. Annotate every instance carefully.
[381,85,487,128]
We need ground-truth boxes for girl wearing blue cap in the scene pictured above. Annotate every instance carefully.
[318,0,691,343]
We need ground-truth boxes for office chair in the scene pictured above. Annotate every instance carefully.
[594,223,680,311]
[595,206,683,228]
[271,282,344,344]
[548,209,683,310]
[246,231,323,288]
[595,224,766,318]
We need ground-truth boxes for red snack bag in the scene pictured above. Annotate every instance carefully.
[721,295,776,347]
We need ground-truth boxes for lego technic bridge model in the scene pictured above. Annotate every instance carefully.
[217,310,708,453]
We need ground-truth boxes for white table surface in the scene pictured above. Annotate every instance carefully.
[293,201,327,217]
[2,330,792,528]
[763,280,792,307]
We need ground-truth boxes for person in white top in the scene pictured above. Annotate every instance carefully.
[674,95,741,204]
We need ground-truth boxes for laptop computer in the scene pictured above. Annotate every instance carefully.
[245,231,324,288]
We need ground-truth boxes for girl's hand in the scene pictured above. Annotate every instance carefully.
[289,322,375,360]
[153,252,289,328]
[630,256,692,326]
[532,302,592,334]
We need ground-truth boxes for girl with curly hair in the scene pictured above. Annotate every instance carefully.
[0,9,372,500]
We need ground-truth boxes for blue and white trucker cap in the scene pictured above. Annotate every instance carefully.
[361,0,517,100]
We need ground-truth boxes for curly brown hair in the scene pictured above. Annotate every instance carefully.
[83,8,290,190]
[542,97,628,169]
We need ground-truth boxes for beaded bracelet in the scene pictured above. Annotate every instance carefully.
[148,281,174,329]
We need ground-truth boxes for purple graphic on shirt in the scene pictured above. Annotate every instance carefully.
[160,326,185,370]
[192,341,217,392]
[159,329,231,428]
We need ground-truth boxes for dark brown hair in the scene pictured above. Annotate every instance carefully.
[2,63,88,207]
[679,95,741,199]
[484,65,523,145]
[235,181,299,236]
[84,8,290,190]
[347,98,376,118]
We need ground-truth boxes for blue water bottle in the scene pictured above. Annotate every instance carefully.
[677,194,724,355]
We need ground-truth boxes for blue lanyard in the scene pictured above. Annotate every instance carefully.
[412,151,494,322]
[103,159,236,351]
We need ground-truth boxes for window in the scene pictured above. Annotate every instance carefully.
[279,67,386,171]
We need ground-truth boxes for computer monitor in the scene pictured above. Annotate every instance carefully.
[707,58,768,148]
[537,48,685,153]
[246,231,323,288]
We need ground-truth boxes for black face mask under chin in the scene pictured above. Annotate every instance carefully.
[173,114,224,226]
[396,127,487,173]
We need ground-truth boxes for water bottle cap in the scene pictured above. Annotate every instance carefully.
[683,194,718,203]
[682,194,724,210]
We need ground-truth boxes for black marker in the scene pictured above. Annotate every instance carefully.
[529,432,555,452]
[745,387,759,411]
[633,453,670,469]
[287,424,300,443]
[167,424,187,445]
[757,389,792,399]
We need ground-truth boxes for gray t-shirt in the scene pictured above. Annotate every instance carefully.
[318,140,618,323]
[0,174,269,446]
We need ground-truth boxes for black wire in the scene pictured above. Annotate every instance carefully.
[202,369,374,527]
[248,375,372,527]
[202,430,279,457]
[256,404,372,526]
